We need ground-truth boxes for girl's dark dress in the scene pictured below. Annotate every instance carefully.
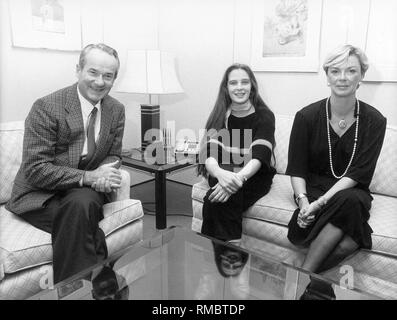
[201,109,276,241]
[287,98,386,249]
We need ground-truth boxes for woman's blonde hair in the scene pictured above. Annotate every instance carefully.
[323,44,369,76]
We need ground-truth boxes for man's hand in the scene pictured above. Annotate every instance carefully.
[84,160,122,193]
[91,177,113,193]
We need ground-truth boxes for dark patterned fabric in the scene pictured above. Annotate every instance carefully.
[6,83,125,215]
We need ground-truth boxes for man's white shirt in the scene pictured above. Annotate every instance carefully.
[77,87,102,157]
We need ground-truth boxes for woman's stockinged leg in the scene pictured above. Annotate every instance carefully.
[300,229,358,300]
[315,235,359,273]
[301,223,344,272]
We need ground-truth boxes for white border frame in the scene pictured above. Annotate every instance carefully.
[8,0,82,51]
[250,0,323,72]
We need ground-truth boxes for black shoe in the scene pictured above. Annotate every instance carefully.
[91,266,129,300]
[299,279,336,300]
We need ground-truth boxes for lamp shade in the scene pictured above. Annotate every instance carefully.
[116,50,184,95]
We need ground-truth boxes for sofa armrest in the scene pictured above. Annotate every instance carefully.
[109,169,131,202]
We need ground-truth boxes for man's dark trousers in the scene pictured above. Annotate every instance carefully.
[21,187,108,283]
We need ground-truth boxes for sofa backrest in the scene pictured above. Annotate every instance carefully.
[273,115,293,175]
[369,125,397,197]
[273,114,397,198]
[0,121,24,204]
[1,116,396,202]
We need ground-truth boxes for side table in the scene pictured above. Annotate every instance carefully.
[122,149,197,229]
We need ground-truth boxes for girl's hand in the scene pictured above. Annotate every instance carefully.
[208,183,232,203]
[215,169,243,194]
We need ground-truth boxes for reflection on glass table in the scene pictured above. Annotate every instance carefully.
[30,226,382,300]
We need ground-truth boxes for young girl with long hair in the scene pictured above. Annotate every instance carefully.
[198,63,276,243]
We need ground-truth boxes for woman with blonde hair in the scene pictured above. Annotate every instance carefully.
[286,44,387,299]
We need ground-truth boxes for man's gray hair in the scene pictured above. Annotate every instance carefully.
[78,43,120,78]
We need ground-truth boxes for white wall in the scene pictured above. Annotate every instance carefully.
[1,0,396,151]
[0,0,78,122]
[234,0,397,124]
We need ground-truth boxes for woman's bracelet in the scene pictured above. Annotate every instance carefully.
[295,193,307,204]
[236,172,248,184]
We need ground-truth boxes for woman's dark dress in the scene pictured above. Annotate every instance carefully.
[201,109,276,241]
[287,98,387,249]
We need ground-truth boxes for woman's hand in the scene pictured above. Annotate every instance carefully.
[208,183,232,203]
[214,169,243,194]
[297,200,321,229]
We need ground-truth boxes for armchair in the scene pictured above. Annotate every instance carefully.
[0,121,144,300]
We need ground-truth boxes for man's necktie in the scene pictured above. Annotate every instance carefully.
[80,107,98,168]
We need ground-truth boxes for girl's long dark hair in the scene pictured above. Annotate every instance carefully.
[197,63,275,177]
[212,241,249,278]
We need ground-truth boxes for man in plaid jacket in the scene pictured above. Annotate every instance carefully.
[6,43,126,283]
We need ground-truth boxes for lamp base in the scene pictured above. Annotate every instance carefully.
[141,104,160,151]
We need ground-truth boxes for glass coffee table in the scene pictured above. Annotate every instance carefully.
[30,226,381,301]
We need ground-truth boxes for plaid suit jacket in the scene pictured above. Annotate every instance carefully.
[6,83,125,215]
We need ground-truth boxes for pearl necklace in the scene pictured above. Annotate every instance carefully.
[326,97,359,179]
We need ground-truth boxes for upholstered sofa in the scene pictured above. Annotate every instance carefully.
[0,121,144,300]
[192,114,397,299]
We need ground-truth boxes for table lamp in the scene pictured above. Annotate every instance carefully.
[116,50,184,150]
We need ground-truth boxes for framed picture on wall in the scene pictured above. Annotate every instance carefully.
[8,0,82,51]
[250,0,323,72]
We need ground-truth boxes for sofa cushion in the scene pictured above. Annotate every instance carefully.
[245,174,295,226]
[192,174,295,226]
[0,121,24,204]
[323,250,397,300]
[0,206,52,276]
[192,173,397,255]
[0,199,143,277]
[0,264,52,300]
[369,194,397,239]
[105,219,143,257]
[0,220,143,300]
[191,177,209,205]
[369,126,397,197]
[99,199,144,236]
